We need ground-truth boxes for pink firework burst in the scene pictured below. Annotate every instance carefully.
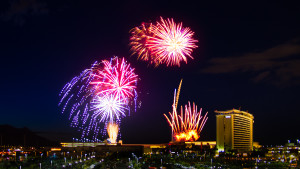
[90,57,138,102]
[149,17,198,67]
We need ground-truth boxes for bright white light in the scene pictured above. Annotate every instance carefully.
[91,95,127,123]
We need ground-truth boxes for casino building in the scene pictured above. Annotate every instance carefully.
[215,109,254,153]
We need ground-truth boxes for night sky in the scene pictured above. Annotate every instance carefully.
[1,0,300,145]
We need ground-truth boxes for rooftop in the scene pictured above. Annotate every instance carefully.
[215,109,254,119]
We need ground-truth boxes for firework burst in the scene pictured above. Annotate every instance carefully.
[59,57,138,140]
[129,17,198,67]
[150,17,198,66]
[129,22,158,65]
[90,57,138,103]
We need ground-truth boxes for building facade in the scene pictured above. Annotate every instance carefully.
[216,109,254,153]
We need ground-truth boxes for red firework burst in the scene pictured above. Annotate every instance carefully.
[129,22,159,65]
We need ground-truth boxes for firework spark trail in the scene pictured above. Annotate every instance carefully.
[175,79,183,109]
[82,104,89,125]
[134,90,138,113]
[61,94,73,114]
[59,67,96,123]
[71,110,80,127]
[164,90,208,142]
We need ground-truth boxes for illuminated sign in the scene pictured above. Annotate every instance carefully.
[51,148,61,151]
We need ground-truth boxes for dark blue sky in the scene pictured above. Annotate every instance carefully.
[0,0,299,145]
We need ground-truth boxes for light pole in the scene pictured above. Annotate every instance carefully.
[256,155,259,168]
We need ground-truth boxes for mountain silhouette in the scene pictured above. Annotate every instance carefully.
[0,125,59,146]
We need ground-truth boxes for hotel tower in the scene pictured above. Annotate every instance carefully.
[215,109,254,153]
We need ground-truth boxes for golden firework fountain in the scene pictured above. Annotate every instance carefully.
[107,122,119,144]
[164,80,208,142]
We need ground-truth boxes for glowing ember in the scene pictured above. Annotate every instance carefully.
[175,130,199,141]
